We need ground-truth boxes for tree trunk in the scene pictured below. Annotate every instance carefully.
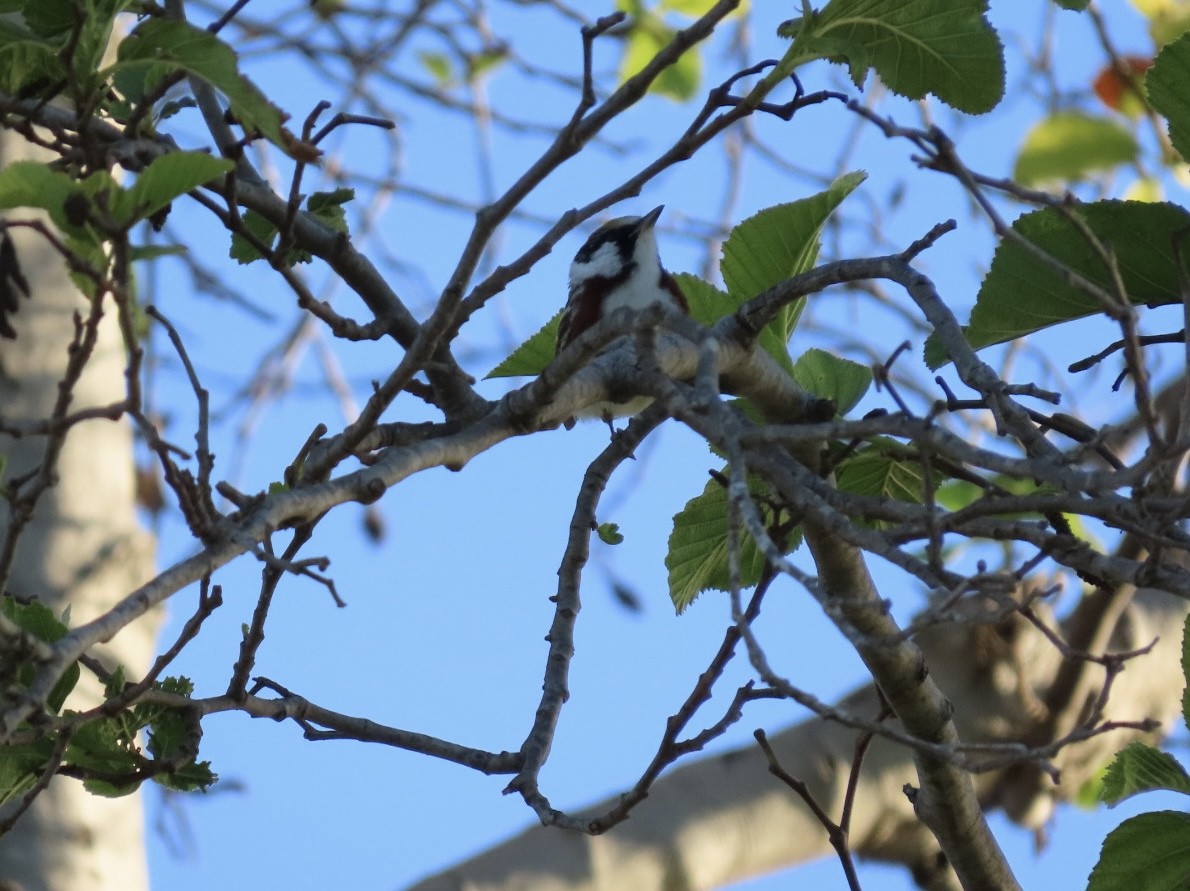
[0,132,158,891]
[406,583,1188,891]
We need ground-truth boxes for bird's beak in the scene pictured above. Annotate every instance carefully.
[638,205,664,231]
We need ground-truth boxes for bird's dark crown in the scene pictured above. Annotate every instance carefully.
[573,216,647,268]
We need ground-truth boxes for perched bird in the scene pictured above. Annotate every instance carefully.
[558,205,687,350]
[556,205,688,421]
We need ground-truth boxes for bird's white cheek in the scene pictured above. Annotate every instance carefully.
[569,241,622,286]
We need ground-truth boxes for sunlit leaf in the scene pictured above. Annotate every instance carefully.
[784,0,1005,114]
[1013,112,1138,185]
[925,201,1190,367]
[1101,742,1190,805]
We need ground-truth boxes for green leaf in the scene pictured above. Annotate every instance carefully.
[1101,741,1190,804]
[1,595,69,643]
[156,758,217,793]
[229,210,279,264]
[114,19,291,152]
[1147,33,1190,161]
[467,49,508,80]
[1014,112,1139,185]
[1088,811,1190,891]
[104,664,127,700]
[787,0,1005,114]
[418,50,454,86]
[833,438,925,515]
[659,0,722,13]
[126,152,234,225]
[0,737,55,806]
[68,715,141,796]
[676,272,734,327]
[596,522,625,545]
[1054,0,1090,9]
[484,312,562,379]
[720,172,866,371]
[130,243,187,263]
[722,171,865,299]
[1075,766,1109,809]
[618,15,701,101]
[1134,0,1190,47]
[791,349,871,415]
[1184,612,1190,732]
[306,188,354,235]
[0,595,79,713]
[23,0,77,39]
[0,161,89,234]
[935,476,1097,548]
[926,201,1190,367]
[0,20,66,93]
[666,472,798,613]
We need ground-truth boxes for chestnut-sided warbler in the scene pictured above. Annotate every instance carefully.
[556,205,689,420]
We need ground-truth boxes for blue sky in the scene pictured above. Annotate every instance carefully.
[128,2,1190,889]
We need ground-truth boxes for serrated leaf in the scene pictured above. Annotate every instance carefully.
[160,675,195,697]
[306,188,354,235]
[1014,112,1138,185]
[666,472,799,612]
[114,20,291,153]
[229,210,279,264]
[0,23,66,94]
[126,152,234,225]
[675,272,733,327]
[721,172,865,370]
[155,758,217,793]
[1087,811,1190,891]
[1,594,69,642]
[925,201,1190,368]
[722,172,865,300]
[791,348,871,415]
[1147,33,1190,161]
[788,0,1005,114]
[1101,741,1190,804]
[485,312,562,379]
[833,439,925,520]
